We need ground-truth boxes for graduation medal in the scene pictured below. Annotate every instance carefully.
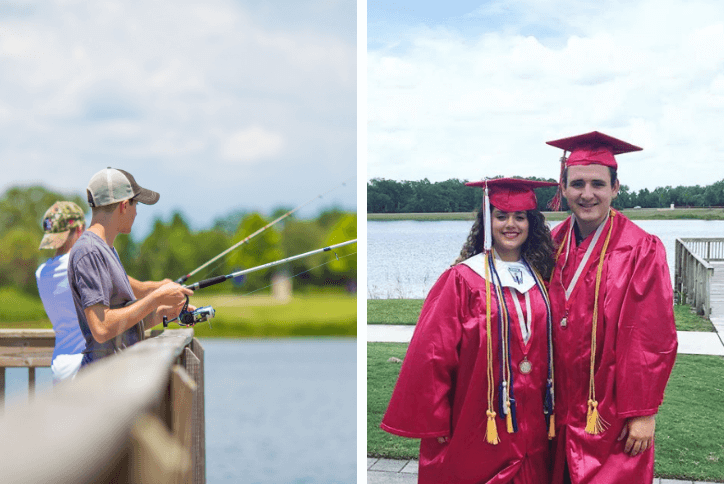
[519,357,532,374]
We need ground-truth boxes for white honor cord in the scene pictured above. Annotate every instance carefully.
[511,288,532,344]
[564,213,609,301]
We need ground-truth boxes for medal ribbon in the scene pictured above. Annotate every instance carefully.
[510,288,532,344]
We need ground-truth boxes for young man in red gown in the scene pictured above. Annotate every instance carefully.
[545,131,678,484]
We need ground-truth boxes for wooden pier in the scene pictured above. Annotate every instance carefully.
[0,328,205,484]
[675,238,724,333]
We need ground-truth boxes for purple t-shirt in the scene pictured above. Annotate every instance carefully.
[67,231,142,366]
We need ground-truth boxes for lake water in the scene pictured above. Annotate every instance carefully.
[367,219,724,299]
[3,338,356,484]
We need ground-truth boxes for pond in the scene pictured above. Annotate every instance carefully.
[367,219,724,299]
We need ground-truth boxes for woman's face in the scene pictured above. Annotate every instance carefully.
[491,207,529,260]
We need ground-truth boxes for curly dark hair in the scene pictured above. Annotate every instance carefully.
[454,204,555,280]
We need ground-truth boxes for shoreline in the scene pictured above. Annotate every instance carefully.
[367,207,724,221]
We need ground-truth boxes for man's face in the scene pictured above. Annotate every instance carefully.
[562,164,619,232]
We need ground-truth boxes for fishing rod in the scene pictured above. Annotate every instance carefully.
[175,177,354,284]
[164,239,357,328]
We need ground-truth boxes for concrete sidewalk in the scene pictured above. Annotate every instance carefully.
[366,325,724,483]
[368,324,724,356]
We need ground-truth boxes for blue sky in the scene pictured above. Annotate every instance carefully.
[367,0,724,192]
[0,0,356,239]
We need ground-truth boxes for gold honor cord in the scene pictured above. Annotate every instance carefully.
[551,210,616,436]
[585,210,615,435]
[484,254,500,445]
[490,263,514,434]
[529,264,556,439]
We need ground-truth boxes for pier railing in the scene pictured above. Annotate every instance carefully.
[675,238,724,316]
[0,328,205,484]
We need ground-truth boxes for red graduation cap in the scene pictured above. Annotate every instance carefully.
[466,178,559,212]
[545,131,642,210]
[546,131,642,169]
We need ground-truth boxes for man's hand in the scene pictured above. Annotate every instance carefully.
[153,281,193,307]
[618,415,656,456]
[150,282,194,325]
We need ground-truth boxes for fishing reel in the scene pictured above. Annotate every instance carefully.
[163,295,215,328]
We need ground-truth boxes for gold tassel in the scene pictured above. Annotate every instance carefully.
[486,410,500,445]
[506,403,514,434]
[548,414,556,439]
[585,399,609,435]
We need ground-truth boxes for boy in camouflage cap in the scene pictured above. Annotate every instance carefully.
[36,201,87,383]
[39,201,86,251]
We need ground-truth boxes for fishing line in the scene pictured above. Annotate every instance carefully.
[176,175,355,284]
[187,252,357,328]
[164,240,356,327]
[238,251,357,298]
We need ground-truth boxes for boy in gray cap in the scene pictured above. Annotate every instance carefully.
[36,201,87,382]
[68,168,193,366]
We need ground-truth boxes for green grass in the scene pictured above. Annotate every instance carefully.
[674,304,716,332]
[367,207,724,222]
[366,299,423,325]
[0,287,50,323]
[368,300,710,332]
[0,288,357,337]
[368,344,724,481]
[367,342,419,459]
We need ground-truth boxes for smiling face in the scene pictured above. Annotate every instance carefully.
[491,207,529,261]
[562,164,619,238]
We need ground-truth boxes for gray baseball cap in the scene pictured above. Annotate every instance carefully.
[86,168,160,208]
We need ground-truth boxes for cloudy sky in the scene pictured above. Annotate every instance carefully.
[0,0,356,239]
[367,0,724,193]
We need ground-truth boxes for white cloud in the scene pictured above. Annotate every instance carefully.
[368,0,724,192]
[221,126,285,163]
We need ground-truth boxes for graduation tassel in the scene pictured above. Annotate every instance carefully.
[548,414,556,439]
[585,399,608,435]
[486,410,500,445]
[547,152,567,211]
[506,403,514,433]
[484,253,500,445]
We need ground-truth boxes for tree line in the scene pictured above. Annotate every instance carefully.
[0,186,356,296]
[368,177,724,213]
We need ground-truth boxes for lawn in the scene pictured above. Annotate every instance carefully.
[368,299,714,332]
[0,287,357,337]
[368,344,724,482]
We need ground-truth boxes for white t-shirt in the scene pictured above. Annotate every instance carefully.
[36,253,86,364]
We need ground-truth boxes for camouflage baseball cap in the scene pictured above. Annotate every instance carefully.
[39,201,86,250]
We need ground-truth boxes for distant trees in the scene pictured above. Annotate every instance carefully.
[368,177,724,213]
[1,186,356,297]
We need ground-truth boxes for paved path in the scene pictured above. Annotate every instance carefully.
[368,324,724,356]
[367,457,718,484]
[366,324,724,483]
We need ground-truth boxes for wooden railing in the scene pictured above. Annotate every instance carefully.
[0,328,205,484]
[675,238,720,317]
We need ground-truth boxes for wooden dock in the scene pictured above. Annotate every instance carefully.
[676,238,724,334]
[0,328,206,484]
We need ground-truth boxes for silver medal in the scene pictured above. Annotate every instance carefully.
[519,358,532,374]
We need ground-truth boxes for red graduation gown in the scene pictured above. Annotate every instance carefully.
[548,212,678,484]
[381,261,552,484]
